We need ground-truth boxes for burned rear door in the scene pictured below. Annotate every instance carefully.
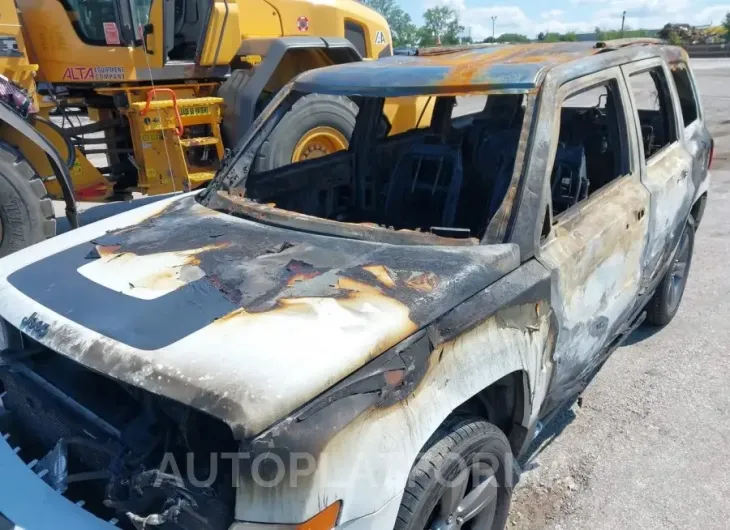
[536,68,650,410]
[621,58,694,287]
[667,61,712,191]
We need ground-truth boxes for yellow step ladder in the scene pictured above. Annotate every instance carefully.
[127,88,225,195]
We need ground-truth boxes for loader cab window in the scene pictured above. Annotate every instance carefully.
[62,0,128,46]
[345,22,368,58]
[166,0,213,61]
[134,0,153,27]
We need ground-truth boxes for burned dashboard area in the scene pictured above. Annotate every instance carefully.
[0,325,236,530]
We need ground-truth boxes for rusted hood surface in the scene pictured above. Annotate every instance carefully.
[0,196,519,437]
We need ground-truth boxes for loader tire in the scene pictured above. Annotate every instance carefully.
[254,94,358,172]
[0,142,55,258]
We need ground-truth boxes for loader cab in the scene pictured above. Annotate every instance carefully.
[57,0,233,77]
[136,0,215,63]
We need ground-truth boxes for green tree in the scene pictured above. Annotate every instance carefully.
[597,28,654,40]
[496,33,530,43]
[419,6,464,46]
[559,31,578,41]
[543,32,561,42]
[361,0,417,47]
[723,12,730,41]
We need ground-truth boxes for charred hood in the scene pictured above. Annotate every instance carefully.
[5,196,520,437]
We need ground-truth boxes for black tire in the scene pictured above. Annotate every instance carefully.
[254,94,357,172]
[395,417,514,530]
[0,142,55,258]
[646,217,695,327]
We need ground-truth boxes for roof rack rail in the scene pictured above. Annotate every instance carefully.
[594,38,665,50]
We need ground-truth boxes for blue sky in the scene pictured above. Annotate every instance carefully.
[397,0,730,40]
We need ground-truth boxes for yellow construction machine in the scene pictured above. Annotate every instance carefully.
[0,0,429,256]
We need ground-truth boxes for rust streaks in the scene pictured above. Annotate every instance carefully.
[363,265,396,288]
[335,276,385,296]
[95,244,121,257]
[214,307,248,324]
[285,259,324,286]
[287,272,321,286]
[406,272,439,293]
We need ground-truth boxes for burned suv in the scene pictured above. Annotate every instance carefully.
[0,40,712,530]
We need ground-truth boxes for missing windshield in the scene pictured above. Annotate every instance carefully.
[204,89,529,242]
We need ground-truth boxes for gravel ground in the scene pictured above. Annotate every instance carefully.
[508,59,730,529]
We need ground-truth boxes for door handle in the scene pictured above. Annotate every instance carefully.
[635,208,645,221]
[678,169,688,181]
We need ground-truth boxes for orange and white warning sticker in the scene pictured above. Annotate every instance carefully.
[103,22,120,46]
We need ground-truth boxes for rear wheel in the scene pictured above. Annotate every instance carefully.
[254,94,357,172]
[395,417,514,530]
[646,218,695,326]
[0,142,55,258]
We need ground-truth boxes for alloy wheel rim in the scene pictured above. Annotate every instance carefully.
[429,462,499,530]
[666,230,691,313]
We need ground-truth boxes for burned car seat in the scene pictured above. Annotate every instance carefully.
[474,129,522,221]
[458,95,524,232]
[384,140,464,230]
[551,144,589,214]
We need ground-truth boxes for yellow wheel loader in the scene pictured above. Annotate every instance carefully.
[0,0,430,257]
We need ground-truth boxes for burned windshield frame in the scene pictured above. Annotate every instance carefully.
[203,87,535,246]
[201,84,296,199]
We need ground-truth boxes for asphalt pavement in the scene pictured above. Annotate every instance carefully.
[508,58,730,529]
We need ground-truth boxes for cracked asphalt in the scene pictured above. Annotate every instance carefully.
[509,59,730,529]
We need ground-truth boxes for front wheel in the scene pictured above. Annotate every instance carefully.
[254,94,357,172]
[395,417,514,530]
[646,217,695,326]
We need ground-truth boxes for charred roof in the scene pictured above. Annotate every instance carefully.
[293,40,675,97]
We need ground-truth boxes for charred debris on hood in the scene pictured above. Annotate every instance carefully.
[7,196,521,437]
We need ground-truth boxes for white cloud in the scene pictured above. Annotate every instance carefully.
[541,9,565,19]
[694,4,730,24]
[428,0,730,40]
[595,0,689,20]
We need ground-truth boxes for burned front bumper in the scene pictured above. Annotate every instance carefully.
[0,431,116,529]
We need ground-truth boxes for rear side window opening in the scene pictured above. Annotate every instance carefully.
[670,63,700,128]
[627,67,679,161]
[209,91,531,243]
